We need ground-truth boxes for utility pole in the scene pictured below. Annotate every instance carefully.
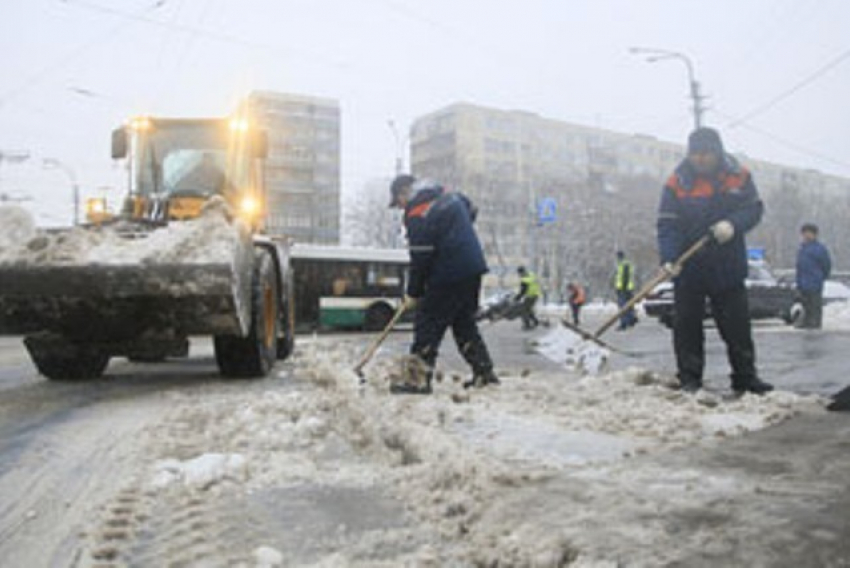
[629,47,706,129]
[387,120,404,174]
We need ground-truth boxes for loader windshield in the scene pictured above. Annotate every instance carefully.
[132,121,251,199]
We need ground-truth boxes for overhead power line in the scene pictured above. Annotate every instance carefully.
[65,0,346,69]
[714,108,850,171]
[0,1,165,109]
[729,46,850,127]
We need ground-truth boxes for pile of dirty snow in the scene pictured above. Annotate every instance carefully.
[0,198,247,266]
[533,325,610,374]
[81,335,823,566]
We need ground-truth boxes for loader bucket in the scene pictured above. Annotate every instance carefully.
[0,256,253,342]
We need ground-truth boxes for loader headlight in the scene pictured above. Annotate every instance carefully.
[229,118,249,132]
[239,195,261,217]
[86,197,107,216]
[129,116,152,131]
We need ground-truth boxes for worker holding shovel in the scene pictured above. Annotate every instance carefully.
[386,175,498,394]
[658,127,773,395]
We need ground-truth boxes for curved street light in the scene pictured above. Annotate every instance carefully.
[629,47,705,129]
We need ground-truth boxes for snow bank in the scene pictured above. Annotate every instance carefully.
[0,206,37,253]
[115,335,823,566]
[0,198,246,266]
[823,300,850,331]
[533,325,609,374]
[581,300,620,315]
[824,280,850,301]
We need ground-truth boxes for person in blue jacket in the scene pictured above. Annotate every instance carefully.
[796,223,832,329]
[657,127,773,395]
[388,174,498,394]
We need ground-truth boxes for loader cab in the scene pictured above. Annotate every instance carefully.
[111,116,268,228]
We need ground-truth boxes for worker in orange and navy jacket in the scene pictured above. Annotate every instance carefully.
[657,127,773,396]
[388,174,497,394]
[567,282,585,325]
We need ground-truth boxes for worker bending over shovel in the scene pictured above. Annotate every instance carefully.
[388,175,498,394]
[658,127,773,395]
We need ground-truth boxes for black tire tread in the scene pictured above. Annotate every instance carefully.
[214,249,280,378]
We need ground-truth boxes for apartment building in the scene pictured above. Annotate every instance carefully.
[243,91,341,243]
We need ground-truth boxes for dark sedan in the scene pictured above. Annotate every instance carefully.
[643,261,803,328]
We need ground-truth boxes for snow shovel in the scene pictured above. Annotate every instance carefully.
[594,235,711,339]
[353,302,408,379]
[559,317,636,356]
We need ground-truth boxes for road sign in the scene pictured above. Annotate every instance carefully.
[537,197,557,225]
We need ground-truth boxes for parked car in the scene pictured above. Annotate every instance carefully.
[643,261,804,329]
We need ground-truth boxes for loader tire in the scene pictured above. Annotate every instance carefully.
[214,249,280,378]
[24,335,110,381]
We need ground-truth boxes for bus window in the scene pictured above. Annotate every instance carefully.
[332,265,364,296]
[290,246,410,332]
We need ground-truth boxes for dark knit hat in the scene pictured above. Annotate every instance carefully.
[389,174,416,207]
[687,127,725,156]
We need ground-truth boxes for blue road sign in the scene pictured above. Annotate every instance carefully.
[538,197,557,225]
[747,247,765,261]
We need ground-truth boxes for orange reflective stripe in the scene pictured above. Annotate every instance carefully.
[669,166,750,200]
[672,178,714,199]
[406,201,433,219]
[720,167,749,193]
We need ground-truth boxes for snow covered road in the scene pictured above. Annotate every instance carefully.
[0,319,848,566]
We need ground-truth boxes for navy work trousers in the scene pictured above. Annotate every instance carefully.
[411,275,494,375]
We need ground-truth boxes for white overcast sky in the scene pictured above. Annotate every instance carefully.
[1,0,848,225]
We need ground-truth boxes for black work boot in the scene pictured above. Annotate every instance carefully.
[389,382,433,395]
[733,377,774,396]
[678,376,703,394]
[463,369,500,389]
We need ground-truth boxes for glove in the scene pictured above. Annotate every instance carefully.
[403,295,419,310]
[710,220,735,245]
[662,262,681,277]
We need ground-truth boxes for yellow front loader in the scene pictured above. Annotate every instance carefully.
[0,115,295,380]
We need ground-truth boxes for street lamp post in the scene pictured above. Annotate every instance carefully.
[43,158,79,226]
[629,47,705,129]
[387,119,404,174]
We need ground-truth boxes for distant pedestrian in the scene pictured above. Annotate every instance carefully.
[614,251,637,330]
[567,282,586,325]
[515,266,541,330]
[796,223,831,329]
[388,174,498,393]
[657,127,773,395]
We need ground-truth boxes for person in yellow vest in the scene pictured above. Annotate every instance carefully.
[515,266,541,330]
[614,251,638,330]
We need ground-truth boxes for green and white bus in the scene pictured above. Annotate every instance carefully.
[290,244,410,332]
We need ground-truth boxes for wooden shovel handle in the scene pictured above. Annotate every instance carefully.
[354,303,408,374]
[593,235,710,339]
